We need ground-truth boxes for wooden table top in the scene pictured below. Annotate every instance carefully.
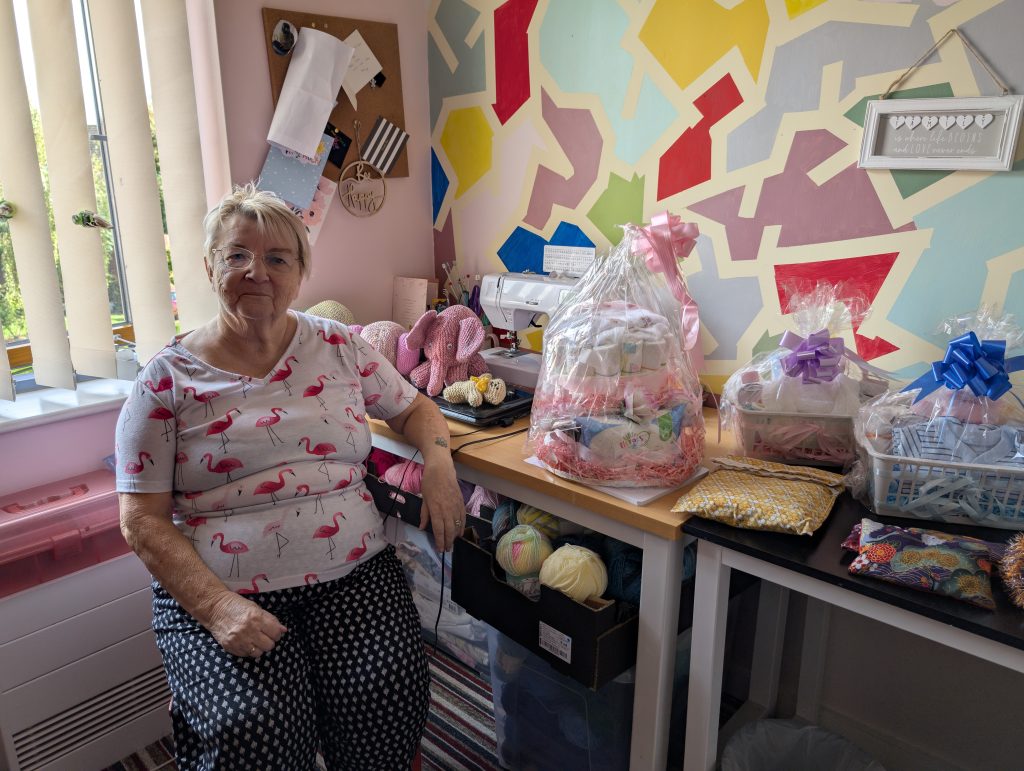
[371,409,729,541]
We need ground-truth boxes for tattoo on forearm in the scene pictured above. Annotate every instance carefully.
[434,437,449,448]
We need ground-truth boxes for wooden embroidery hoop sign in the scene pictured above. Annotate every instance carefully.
[338,121,386,217]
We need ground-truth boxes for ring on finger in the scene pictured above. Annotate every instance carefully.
[454,519,462,527]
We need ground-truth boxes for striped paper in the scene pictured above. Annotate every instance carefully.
[360,116,409,175]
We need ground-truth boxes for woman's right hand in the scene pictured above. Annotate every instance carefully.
[205,591,288,658]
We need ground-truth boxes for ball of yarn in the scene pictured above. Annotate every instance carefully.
[496,525,552,600]
[516,504,560,539]
[305,300,355,325]
[382,459,424,494]
[490,499,517,541]
[539,545,608,603]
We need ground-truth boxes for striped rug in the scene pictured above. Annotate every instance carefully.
[104,645,499,771]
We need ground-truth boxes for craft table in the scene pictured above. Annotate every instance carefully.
[681,494,1024,771]
[371,415,716,771]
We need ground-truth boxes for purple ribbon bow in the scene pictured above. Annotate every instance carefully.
[903,332,1024,404]
[780,330,846,383]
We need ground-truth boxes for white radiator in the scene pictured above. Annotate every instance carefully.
[0,555,170,771]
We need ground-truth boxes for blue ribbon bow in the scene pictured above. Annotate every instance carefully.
[902,332,1024,403]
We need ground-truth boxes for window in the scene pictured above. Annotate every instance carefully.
[0,0,215,401]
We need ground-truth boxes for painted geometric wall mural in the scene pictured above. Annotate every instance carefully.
[429,0,1024,389]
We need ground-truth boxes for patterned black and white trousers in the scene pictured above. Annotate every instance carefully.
[152,545,431,770]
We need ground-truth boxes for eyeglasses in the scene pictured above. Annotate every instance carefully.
[213,247,300,274]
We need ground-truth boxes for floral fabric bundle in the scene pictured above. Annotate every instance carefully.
[841,518,1005,610]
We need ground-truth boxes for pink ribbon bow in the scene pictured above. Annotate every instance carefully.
[638,212,703,373]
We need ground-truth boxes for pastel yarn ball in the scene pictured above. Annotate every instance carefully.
[539,545,608,603]
[305,300,355,325]
[496,525,553,578]
[515,504,560,539]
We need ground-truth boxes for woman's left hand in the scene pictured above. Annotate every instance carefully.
[419,460,465,552]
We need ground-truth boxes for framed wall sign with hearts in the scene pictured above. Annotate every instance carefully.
[858,95,1023,171]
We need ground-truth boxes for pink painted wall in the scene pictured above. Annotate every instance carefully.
[213,0,435,325]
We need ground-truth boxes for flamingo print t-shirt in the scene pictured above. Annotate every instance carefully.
[114,311,419,593]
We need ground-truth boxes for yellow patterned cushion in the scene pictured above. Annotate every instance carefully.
[672,456,845,535]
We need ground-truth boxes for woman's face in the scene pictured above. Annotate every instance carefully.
[208,214,303,324]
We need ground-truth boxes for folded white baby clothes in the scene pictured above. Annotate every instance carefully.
[891,416,1024,467]
[760,372,862,416]
[573,404,690,463]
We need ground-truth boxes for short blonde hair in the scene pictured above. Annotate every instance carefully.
[203,182,312,279]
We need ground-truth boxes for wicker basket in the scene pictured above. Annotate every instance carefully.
[859,439,1024,530]
[733,405,855,466]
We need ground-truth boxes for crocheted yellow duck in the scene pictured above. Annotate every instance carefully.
[442,374,507,408]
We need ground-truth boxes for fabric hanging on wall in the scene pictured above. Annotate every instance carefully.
[0,0,75,396]
[28,0,117,380]
[88,0,177,365]
[140,0,218,335]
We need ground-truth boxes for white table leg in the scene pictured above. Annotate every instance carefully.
[748,582,789,715]
[684,541,730,771]
[630,533,685,771]
[795,598,831,723]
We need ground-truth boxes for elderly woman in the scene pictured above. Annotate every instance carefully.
[116,183,464,770]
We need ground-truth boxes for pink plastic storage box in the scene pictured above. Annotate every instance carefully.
[0,469,128,598]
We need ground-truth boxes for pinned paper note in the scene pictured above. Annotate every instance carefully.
[341,30,383,110]
[267,28,353,158]
[361,116,409,176]
[294,176,337,246]
[392,277,438,330]
[258,133,331,209]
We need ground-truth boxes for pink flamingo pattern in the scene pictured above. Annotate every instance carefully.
[211,532,248,577]
[238,573,269,595]
[313,512,346,560]
[183,386,220,417]
[201,453,244,483]
[303,374,333,410]
[262,512,290,557]
[206,408,240,453]
[145,375,173,393]
[254,468,295,505]
[256,407,287,445]
[298,436,337,480]
[358,361,388,389]
[123,451,153,492]
[317,329,348,359]
[344,406,366,425]
[175,452,188,486]
[295,483,324,516]
[304,573,318,585]
[147,406,176,441]
[333,467,359,490]
[115,314,422,588]
[346,531,373,562]
[184,514,206,547]
[268,355,299,396]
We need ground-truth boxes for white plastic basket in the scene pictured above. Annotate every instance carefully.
[733,405,855,466]
[860,439,1024,530]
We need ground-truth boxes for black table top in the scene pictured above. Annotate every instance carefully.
[683,494,1024,652]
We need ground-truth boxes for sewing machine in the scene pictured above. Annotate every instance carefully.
[478,272,578,388]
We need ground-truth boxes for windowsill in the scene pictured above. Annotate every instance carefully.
[0,379,132,434]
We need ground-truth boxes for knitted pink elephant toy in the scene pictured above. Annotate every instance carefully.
[349,321,420,376]
[406,305,488,396]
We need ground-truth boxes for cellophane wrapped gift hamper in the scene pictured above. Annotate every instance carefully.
[528,213,705,487]
[853,308,1024,528]
[720,284,890,467]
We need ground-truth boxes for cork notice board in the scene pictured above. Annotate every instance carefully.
[261,7,408,178]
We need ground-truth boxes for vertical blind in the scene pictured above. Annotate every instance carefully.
[0,0,216,401]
